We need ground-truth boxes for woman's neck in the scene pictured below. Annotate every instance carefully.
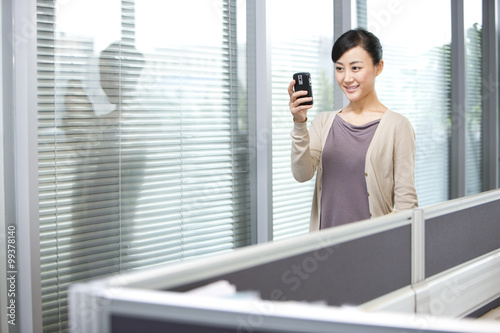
[344,91,385,114]
[339,93,386,126]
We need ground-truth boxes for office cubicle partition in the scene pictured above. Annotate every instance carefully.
[69,190,500,332]
[170,221,412,307]
[425,194,500,277]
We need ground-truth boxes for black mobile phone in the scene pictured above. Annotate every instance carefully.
[293,72,313,105]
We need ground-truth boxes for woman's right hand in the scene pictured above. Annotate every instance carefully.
[288,80,313,123]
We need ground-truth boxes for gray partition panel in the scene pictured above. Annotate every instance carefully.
[111,315,279,333]
[425,200,500,278]
[170,225,411,306]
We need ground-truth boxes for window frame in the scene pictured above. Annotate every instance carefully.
[2,0,43,331]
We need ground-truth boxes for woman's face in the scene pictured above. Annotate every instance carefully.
[334,46,383,103]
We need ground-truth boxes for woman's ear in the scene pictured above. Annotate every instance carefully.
[375,59,384,76]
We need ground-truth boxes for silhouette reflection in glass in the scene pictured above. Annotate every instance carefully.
[62,41,145,277]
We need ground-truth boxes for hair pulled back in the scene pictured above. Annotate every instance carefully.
[331,28,383,65]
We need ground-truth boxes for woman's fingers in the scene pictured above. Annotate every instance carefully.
[288,80,295,96]
[288,80,312,123]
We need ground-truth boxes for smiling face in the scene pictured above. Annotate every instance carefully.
[334,46,383,104]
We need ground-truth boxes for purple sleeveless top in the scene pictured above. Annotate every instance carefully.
[320,115,380,229]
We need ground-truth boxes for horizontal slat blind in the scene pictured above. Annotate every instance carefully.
[365,0,452,208]
[269,1,334,241]
[376,45,452,207]
[271,40,333,240]
[37,0,249,332]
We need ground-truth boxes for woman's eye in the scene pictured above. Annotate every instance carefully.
[352,66,360,71]
[335,67,344,71]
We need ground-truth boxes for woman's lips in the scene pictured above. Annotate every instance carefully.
[344,85,359,93]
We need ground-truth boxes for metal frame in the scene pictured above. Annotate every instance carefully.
[482,0,499,191]
[87,287,500,333]
[422,186,500,220]
[362,248,500,318]
[451,0,467,199]
[411,209,425,284]
[15,0,42,331]
[415,248,500,318]
[333,0,352,111]
[1,0,42,332]
[0,2,8,332]
[451,0,500,197]
[247,0,273,243]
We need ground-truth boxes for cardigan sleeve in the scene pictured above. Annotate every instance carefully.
[290,118,323,182]
[393,119,418,211]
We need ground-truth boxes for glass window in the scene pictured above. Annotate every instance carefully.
[37,0,249,330]
[364,0,452,207]
[268,0,334,240]
[464,0,483,195]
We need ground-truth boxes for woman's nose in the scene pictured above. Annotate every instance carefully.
[344,70,353,82]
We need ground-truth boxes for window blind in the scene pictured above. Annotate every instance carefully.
[269,1,334,241]
[37,0,250,331]
[365,0,453,208]
[271,40,321,240]
[375,44,452,207]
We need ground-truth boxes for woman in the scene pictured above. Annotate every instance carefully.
[288,28,418,231]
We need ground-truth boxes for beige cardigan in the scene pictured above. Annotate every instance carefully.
[291,109,418,231]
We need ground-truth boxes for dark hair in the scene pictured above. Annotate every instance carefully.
[331,28,383,65]
[99,41,145,76]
